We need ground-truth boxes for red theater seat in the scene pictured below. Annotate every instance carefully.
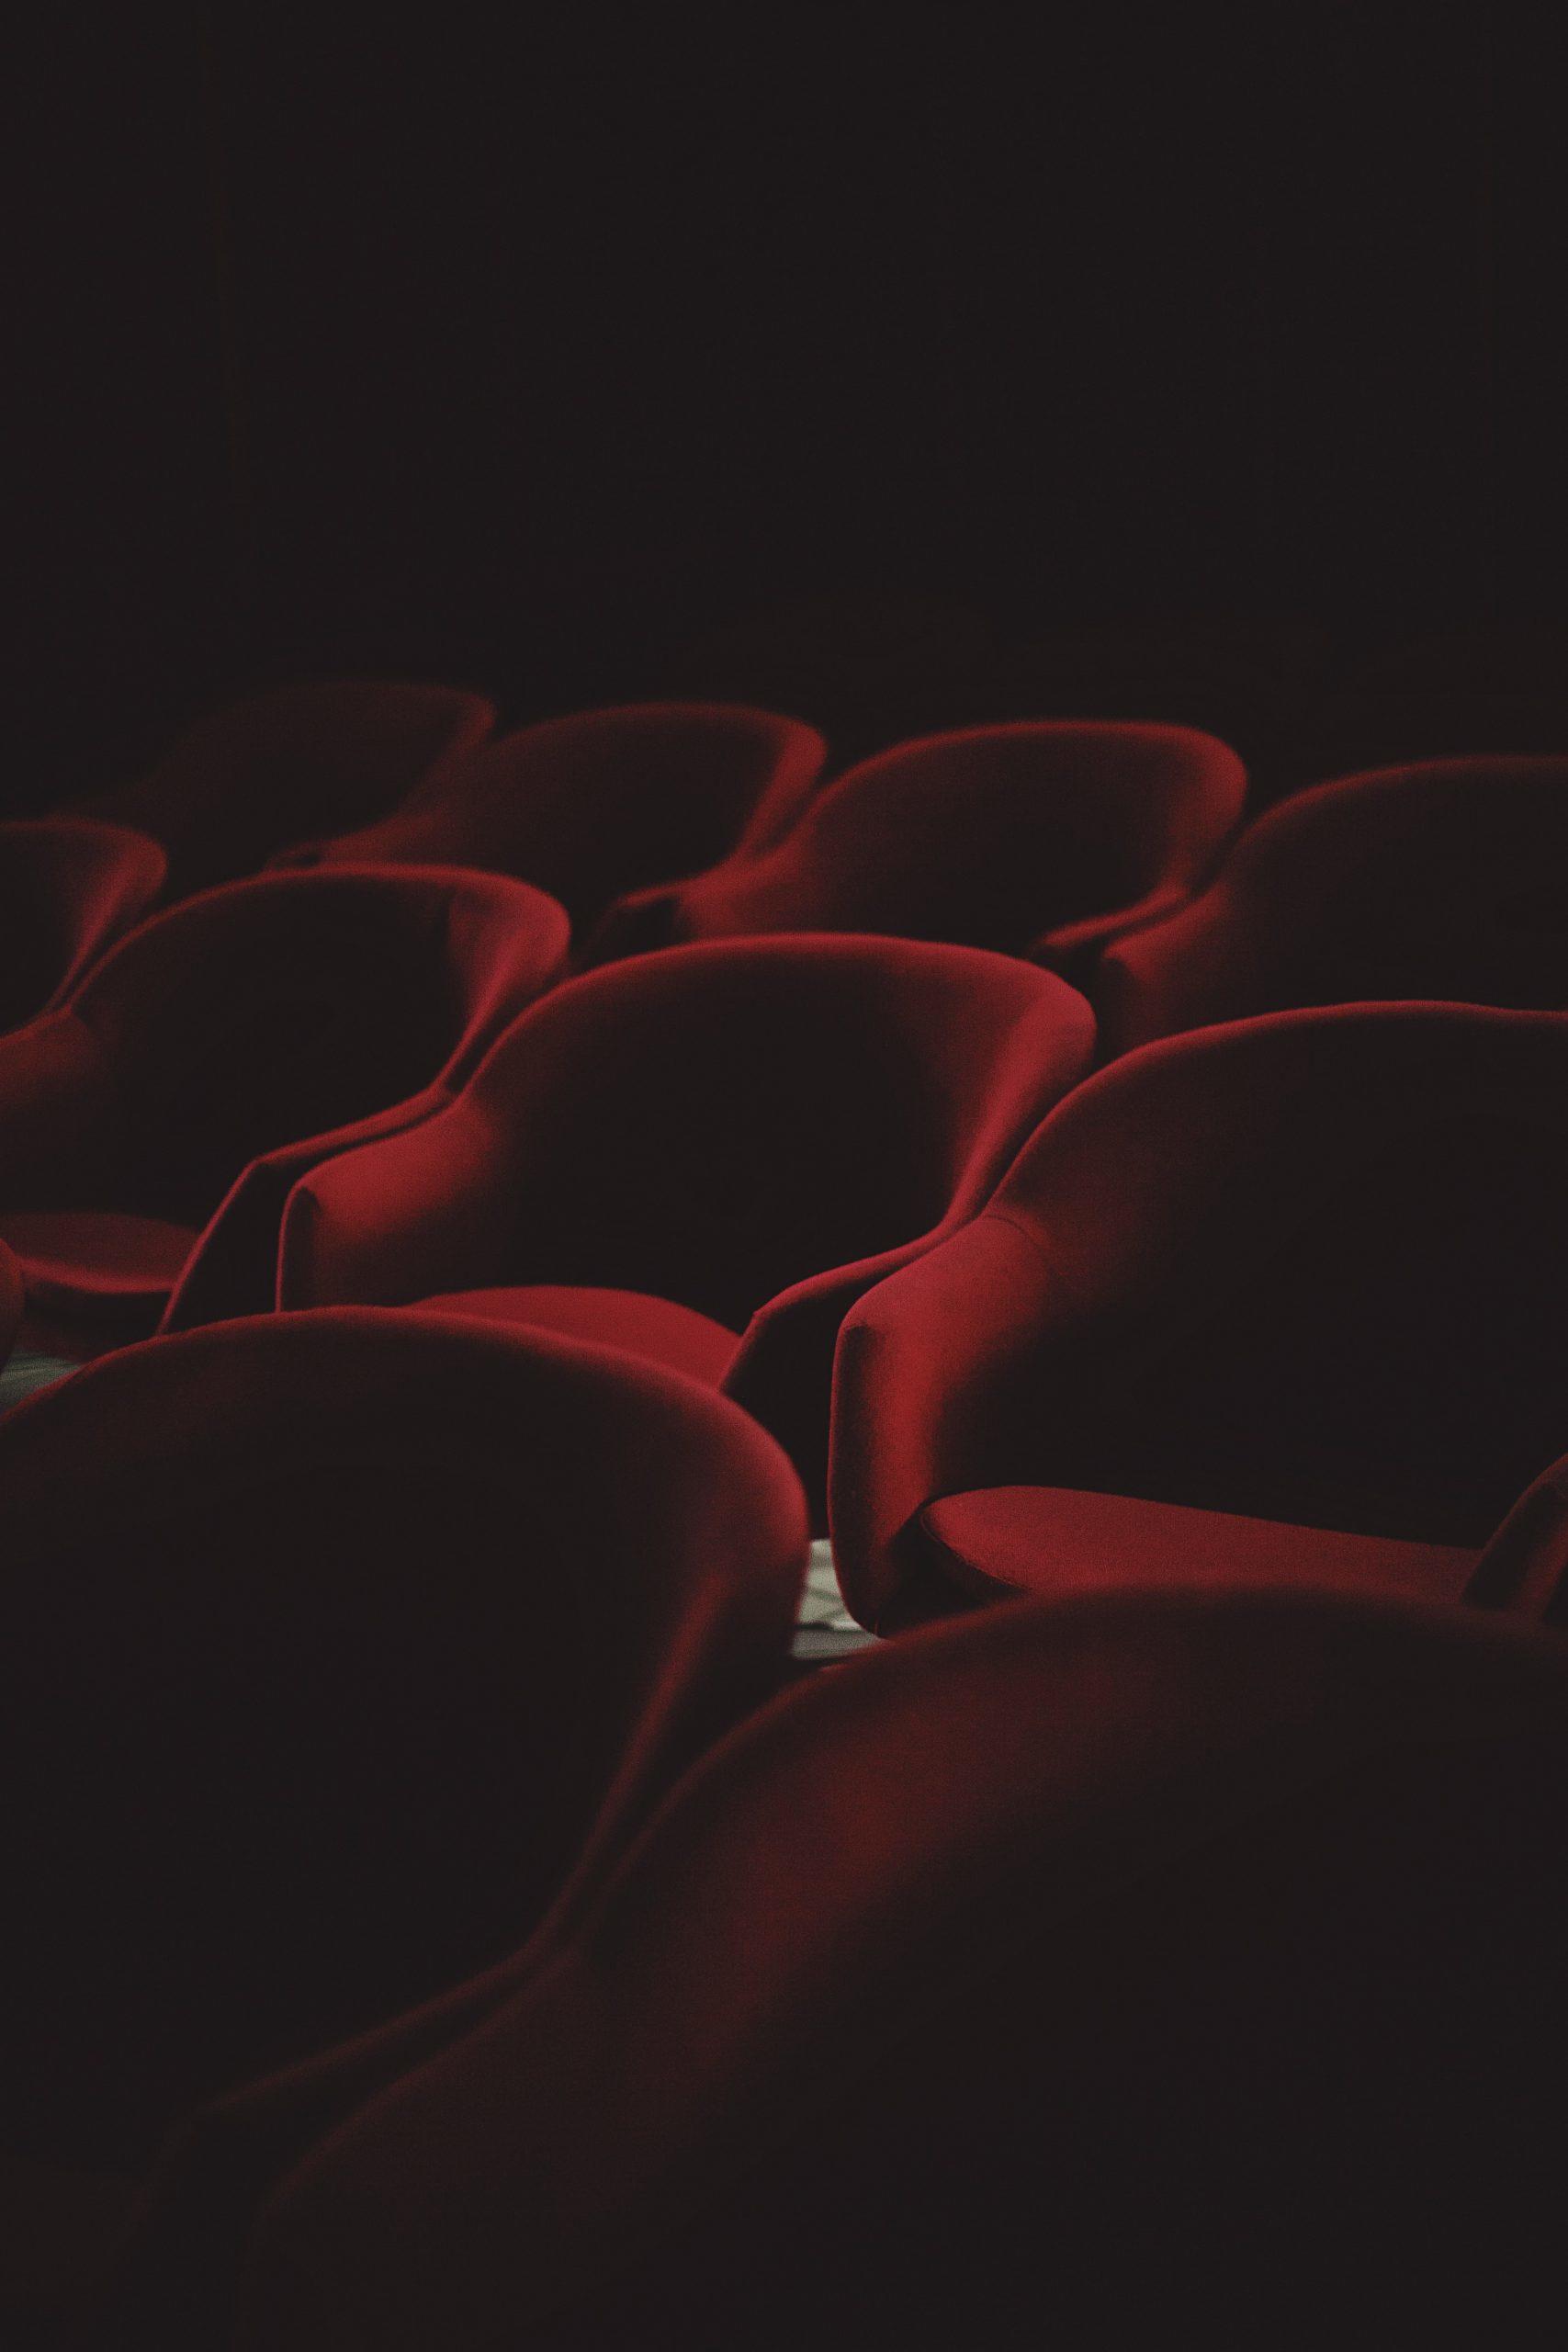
[73,680,495,896]
[1095,757,1568,1056]
[276,936,1096,1514]
[0,866,570,1351]
[152,1592,1568,2350]
[830,1003,1568,1628]
[275,702,829,934]
[583,720,1246,972]
[0,1309,807,2181]
[0,819,166,1035]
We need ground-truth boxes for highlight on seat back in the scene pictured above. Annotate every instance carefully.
[1094,756,1568,1056]
[0,818,167,1035]
[582,720,1246,971]
[72,679,496,895]
[0,865,570,1350]
[829,1001,1568,1628]
[167,1590,1568,2351]
[0,1308,808,2183]
[275,934,1096,1516]
[274,702,829,934]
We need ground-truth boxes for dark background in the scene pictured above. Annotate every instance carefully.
[11,7,1561,812]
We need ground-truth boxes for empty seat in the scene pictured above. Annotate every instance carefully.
[73,680,495,895]
[0,865,570,1352]
[1095,757,1568,1056]
[0,1307,808,2185]
[274,936,1096,1515]
[274,703,829,934]
[0,819,166,1035]
[583,721,1246,974]
[136,1590,1568,2350]
[830,1002,1568,1628]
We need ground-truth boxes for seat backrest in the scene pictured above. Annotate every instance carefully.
[981,1004,1568,1544]
[62,866,567,1225]
[457,936,1093,1329]
[1098,757,1568,1051]
[78,681,496,891]
[665,721,1247,956]
[0,1310,807,2157]
[0,818,166,1031]
[303,703,829,927]
[227,1591,1568,2349]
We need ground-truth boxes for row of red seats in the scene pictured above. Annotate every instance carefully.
[3,935,1566,1570]
[6,989,1566,1611]
[2,1309,1566,2343]
[11,686,1568,1038]
[5,680,1568,2338]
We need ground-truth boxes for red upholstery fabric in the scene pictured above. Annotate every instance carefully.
[276,703,829,934]
[831,1002,1568,1626]
[0,865,570,1345]
[125,1592,1568,2350]
[0,1238,19,1365]
[421,1285,741,1386]
[0,1211,198,1316]
[920,1483,1480,1605]
[0,820,166,1034]
[583,721,1246,970]
[0,1309,808,2175]
[277,936,1095,1515]
[73,680,495,897]
[1096,756,1568,1055]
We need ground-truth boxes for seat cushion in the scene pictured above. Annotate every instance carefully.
[0,1213,200,1317]
[416,1285,742,1387]
[919,1484,1481,1605]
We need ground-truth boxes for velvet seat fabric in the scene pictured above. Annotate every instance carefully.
[73,680,495,896]
[0,1210,199,1317]
[422,1283,743,1386]
[276,935,1096,1513]
[0,1308,808,2180]
[830,1001,1568,1627]
[0,819,166,1034]
[1095,756,1568,1055]
[0,1238,19,1367]
[583,720,1246,971]
[274,702,829,934]
[0,865,570,1349]
[119,1591,1568,2350]
[919,1482,1481,1606]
